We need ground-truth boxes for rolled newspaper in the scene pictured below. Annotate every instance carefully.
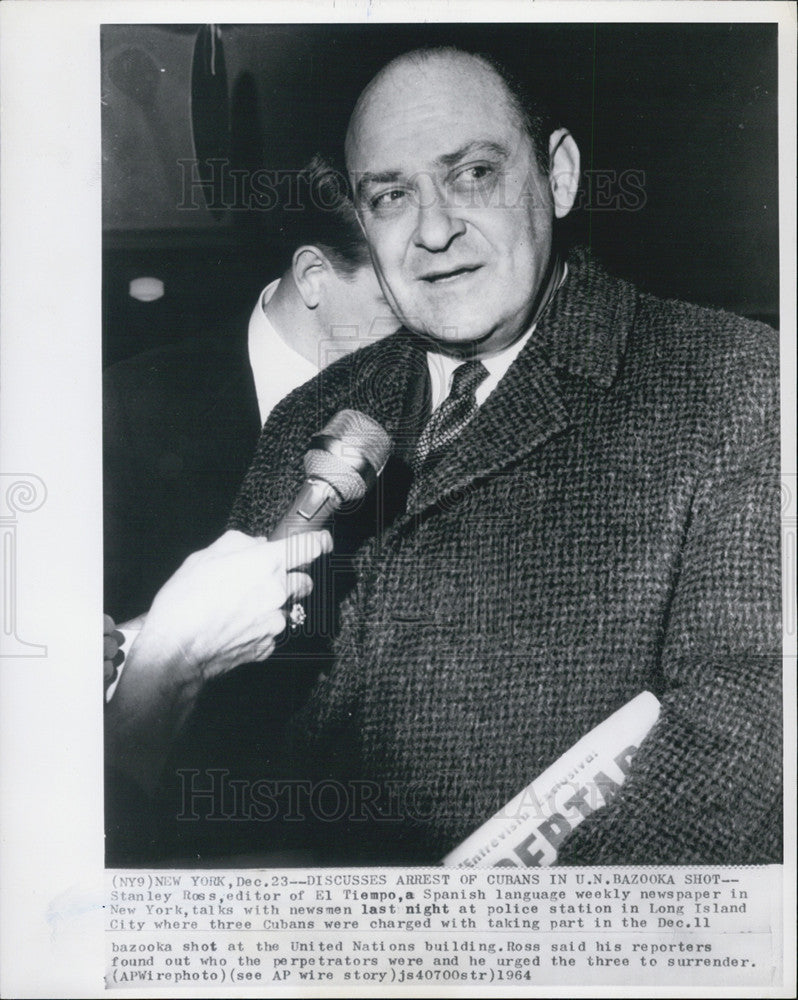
[442,691,661,868]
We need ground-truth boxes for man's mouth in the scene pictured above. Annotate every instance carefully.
[419,265,482,284]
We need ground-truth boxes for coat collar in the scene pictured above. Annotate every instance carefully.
[347,248,638,519]
[533,245,637,388]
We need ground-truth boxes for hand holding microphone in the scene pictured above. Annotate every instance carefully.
[105,410,391,793]
[134,528,334,685]
[114,408,391,683]
[106,528,332,794]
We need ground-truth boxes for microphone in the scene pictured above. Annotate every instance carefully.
[269,409,393,541]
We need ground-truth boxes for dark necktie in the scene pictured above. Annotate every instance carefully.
[407,255,564,495]
[412,359,489,477]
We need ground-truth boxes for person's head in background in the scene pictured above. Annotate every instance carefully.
[264,154,401,368]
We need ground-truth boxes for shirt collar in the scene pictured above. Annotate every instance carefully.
[247,278,319,425]
[426,327,535,411]
[426,261,569,411]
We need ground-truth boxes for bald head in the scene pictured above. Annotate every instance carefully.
[346,47,549,177]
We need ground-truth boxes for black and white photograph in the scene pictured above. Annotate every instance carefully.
[0,2,794,997]
[102,19,783,869]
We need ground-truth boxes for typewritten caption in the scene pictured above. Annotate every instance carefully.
[106,866,781,989]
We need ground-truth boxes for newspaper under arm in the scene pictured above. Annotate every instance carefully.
[442,691,661,868]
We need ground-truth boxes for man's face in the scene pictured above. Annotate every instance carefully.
[347,54,555,358]
[320,262,402,355]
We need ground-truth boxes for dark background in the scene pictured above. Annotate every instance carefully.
[102,22,779,368]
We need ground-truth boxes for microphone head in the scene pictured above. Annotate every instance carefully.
[304,409,393,503]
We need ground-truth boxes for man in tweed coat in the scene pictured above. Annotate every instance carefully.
[227,47,780,865]
[108,47,781,865]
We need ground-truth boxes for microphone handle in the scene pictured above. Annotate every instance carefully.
[269,477,341,541]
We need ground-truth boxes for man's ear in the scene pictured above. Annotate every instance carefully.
[291,245,328,308]
[548,128,581,219]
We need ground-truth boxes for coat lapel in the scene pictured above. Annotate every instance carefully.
[399,249,636,519]
[346,330,431,454]
[403,339,570,516]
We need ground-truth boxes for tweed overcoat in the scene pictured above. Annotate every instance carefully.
[228,249,781,865]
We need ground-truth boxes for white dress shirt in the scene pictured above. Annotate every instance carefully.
[248,279,319,426]
[426,327,535,413]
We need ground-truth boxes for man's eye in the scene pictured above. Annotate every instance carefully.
[453,163,494,185]
[370,189,406,211]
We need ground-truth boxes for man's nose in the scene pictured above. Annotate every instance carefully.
[412,183,466,252]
